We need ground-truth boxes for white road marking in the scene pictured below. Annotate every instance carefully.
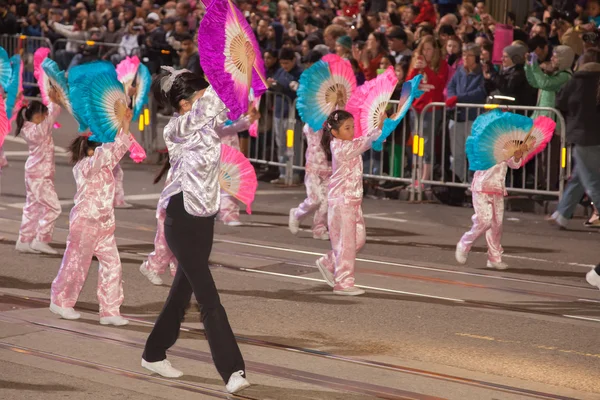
[363,215,408,223]
[215,239,596,290]
[238,267,465,302]
[563,315,600,323]
[4,151,69,157]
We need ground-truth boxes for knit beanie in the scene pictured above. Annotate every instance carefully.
[504,45,527,65]
[553,45,576,71]
[336,35,352,51]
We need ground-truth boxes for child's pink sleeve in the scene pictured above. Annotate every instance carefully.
[507,156,523,170]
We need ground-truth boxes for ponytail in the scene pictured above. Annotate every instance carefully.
[14,100,48,137]
[320,124,333,162]
[69,135,101,164]
[153,158,171,184]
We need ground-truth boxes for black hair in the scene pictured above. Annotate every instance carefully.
[278,47,296,61]
[506,11,516,24]
[302,50,323,65]
[154,158,171,184]
[15,101,48,137]
[527,35,548,52]
[176,32,194,42]
[438,24,456,37]
[305,34,322,50]
[151,70,209,111]
[109,17,121,31]
[320,110,354,162]
[370,31,389,53]
[69,136,101,164]
[383,54,396,67]
[264,49,278,59]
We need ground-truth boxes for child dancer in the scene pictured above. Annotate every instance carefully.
[50,109,134,326]
[113,163,132,208]
[139,158,177,285]
[315,110,384,296]
[14,98,62,255]
[215,107,259,226]
[455,142,530,269]
[288,123,331,240]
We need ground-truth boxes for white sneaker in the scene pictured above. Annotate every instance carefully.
[141,359,183,378]
[139,262,163,285]
[313,232,329,241]
[15,240,40,254]
[288,209,299,234]
[586,268,600,289]
[31,240,58,255]
[487,261,508,270]
[226,370,250,394]
[455,244,467,265]
[114,202,133,209]
[224,220,243,227]
[315,259,335,288]
[100,315,129,326]
[49,303,81,320]
[334,287,366,296]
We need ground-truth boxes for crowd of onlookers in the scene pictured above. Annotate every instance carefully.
[0,0,599,224]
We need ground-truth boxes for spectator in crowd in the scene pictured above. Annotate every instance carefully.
[255,17,271,53]
[414,0,437,27]
[100,17,123,62]
[433,0,462,17]
[175,0,196,31]
[266,47,303,184]
[445,35,463,86]
[387,26,412,64]
[446,43,486,183]
[177,33,201,76]
[528,35,552,68]
[267,21,284,52]
[335,35,352,59]
[263,49,280,78]
[361,31,389,80]
[1,0,19,34]
[488,45,537,107]
[300,35,321,58]
[111,21,142,65]
[402,5,419,31]
[142,12,169,74]
[549,49,600,228]
[323,24,346,52]
[48,15,90,70]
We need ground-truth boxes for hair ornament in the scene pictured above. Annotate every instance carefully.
[160,66,191,93]
[334,112,338,121]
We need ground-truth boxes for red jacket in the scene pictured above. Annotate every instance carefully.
[406,59,449,112]
[413,0,437,27]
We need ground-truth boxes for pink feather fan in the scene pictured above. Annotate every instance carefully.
[33,47,51,105]
[219,143,257,214]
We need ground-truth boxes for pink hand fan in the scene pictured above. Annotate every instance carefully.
[115,56,140,88]
[248,91,260,138]
[198,0,268,120]
[33,47,51,105]
[220,143,257,214]
[346,66,397,138]
[129,137,147,163]
[0,92,8,148]
[522,116,555,165]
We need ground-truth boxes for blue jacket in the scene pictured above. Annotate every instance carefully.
[272,64,303,119]
[432,0,462,4]
[446,66,487,122]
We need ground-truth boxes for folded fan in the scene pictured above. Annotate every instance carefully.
[5,55,23,123]
[40,57,72,114]
[374,74,424,151]
[0,47,10,90]
[346,66,397,139]
[116,56,151,121]
[465,110,555,171]
[129,137,147,163]
[199,0,268,120]
[219,143,257,214]
[297,54,356,132]
[68,61,128,143]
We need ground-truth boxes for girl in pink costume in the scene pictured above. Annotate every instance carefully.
[315,110,384,296]
[215,109,259,226]
[288,123,331,240]
[455,143,529,270]
[139,158,177,285]
[14,99,62,255]
[50,109,134,326]
[113,163,132,208]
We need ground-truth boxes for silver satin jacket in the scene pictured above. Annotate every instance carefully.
[158,86,228,217]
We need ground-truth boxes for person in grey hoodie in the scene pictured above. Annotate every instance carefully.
[445,43,487,183]
[549,49,600,243]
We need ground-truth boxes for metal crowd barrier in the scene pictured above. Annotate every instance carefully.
[414,102,569,201]
[0,34,53,92]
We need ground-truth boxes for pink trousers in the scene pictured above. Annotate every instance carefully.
[51,222,124,317]
[293,171,329,236]
[113,164,126,207]
[145,207,177,275]
[317,203,365,290]
[458,192,504,263]
[219,193,240,223]
[19,175,61,243]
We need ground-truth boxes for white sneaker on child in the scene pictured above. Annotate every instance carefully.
[139,262,163,285]
[288,209,300,234]
[49,303,81,320]
[315,259,335,287]
[334,287,366,296]
[226,370,250,393]
[224,220,243,227]
[100,316,129,326]
[15,240,40,254]
[486,261,508,270]
[31,240,58,255]
[455,244,468,265]
[586,268,600,289]
[313,232,329,241]
[141,359,183,378]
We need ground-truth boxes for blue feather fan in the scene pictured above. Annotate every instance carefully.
[5,55,22,121]
[0,47,11,90]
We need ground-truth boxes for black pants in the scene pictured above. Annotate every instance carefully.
[142,193,245,383]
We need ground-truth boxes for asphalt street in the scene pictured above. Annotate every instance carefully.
[0,112,599,400]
